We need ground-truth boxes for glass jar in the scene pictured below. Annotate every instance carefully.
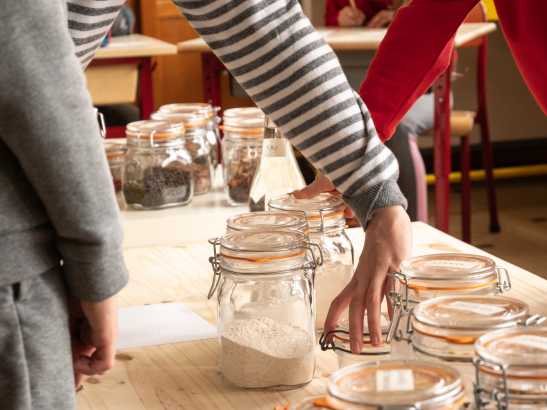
[122,120,193,209]
[226,211,309,235]
[268,192,354,330]
[292,360,467,410]
[474,327,547,409]
[104,141,126,209]
[208,231,318,390]
[410,295,529,403]
[320,313,391,369]
[388,254,512,360]
[151,111,213,195]
[158,103,220,178]
[221,108,264,206]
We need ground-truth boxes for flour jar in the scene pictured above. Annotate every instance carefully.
[320,313,391,369]
[208,231,319,390]
[290,360,467,410]
[151,111,213,195]
[122,120,193,209]
[388,254,512,360]
[158,103,220,178]
[221,108,264,206]
[474,327,547,409]
[226,211,309,235]
[104,141,126,209]
[268,192,354,330]
[410,295,529,404]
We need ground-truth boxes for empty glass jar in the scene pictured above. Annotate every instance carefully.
[226,211,309,235]
[123,120,193,209]
[104,141,126,209]
[151,111,213,195]
[410,295,529,403]
[474,327,547,409]
[268,192,354,330]
[221,108,264,206]
[159,103,220,179]
[208,231,318,390]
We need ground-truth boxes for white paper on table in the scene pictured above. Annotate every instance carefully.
[117,302,217,349]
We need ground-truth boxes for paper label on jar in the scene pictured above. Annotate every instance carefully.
[445,301,505,316]
[509,335,547,351]
[422,260,477,270]
[376,369,414,392]
[262,139,287,158]
[243,233,279,244]
[252,215,278,225]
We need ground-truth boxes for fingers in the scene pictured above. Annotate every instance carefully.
[348,276,371,354]
[73,343,116,376]
[344,206,355,219]
[323,279,357,343]
[74,372,85,388]
[292,172,335,199]
[366,267,388,347]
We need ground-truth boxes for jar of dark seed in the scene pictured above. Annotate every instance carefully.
[123,120,193,209]
[151,111,213,195]
[158,103,220,180]
[104,141,126,209]
[221,108,264,206]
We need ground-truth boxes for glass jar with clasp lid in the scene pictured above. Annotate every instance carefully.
[320,312,391,369]
[268,192,354,330]
[122,120,193,209]
[226,211,310,235]
[408,295,532,404]
[221,108,265,206]
[386,254,512,360]
[207,231,322,390]
[151,111,213,195]
[289,360,467,410]
[158,103,220,179]
[474,327,547,409]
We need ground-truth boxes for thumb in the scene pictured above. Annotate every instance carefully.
[292,172,335,199]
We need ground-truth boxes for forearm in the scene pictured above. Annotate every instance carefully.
[359,0,479,141]
[174,0,406,226]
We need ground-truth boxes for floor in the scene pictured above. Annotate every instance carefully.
[427,175,547,279]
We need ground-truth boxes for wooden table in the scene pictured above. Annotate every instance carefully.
[76,222,547,409]
[178,23,497,235]
[87,34,177,138]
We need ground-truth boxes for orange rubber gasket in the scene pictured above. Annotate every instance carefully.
[126,130,185,140]
[412,326,478,345]
[219,125,263,135]
[220,249,307,263]
[401,277,498,291]
[306,211,345,219]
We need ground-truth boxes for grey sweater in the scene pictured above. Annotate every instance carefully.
[0,0,128,300]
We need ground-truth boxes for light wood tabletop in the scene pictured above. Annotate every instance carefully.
[76,221,547,410]
[94,34,177,60]
[177,22,496,53]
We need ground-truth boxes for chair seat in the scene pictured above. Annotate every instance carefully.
[423,110,476,137]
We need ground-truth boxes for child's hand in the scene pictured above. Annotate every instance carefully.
[338,6,366,27]
[367,9,396,28]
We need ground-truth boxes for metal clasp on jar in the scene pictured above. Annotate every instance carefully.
[319,330,390,356]
[495,266,511,293]
[94,108,107,139]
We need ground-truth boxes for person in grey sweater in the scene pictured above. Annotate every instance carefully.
[0,0,128,408]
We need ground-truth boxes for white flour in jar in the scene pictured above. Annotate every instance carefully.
[220,317,315,389]
[315,260,353,329]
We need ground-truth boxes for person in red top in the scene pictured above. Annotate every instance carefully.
[325,0,396,28]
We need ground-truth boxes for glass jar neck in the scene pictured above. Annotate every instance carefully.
[126,136,185,149]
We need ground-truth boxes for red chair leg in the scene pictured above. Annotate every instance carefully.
[461,134,471,244]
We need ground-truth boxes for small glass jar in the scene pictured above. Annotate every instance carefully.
[474,327,547,409]
[291,360,467,410]
[221,108,264,206]
[268,192,354,330]
[320,313,391,369]
[104,142,126,209]
[411,295,529,403]
[226,211,309,234]
[151,111,213,195]
[159,103,220,178]
[122,120,193,209]
[208,231,317,390]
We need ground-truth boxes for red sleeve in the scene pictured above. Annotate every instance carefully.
[325,0,344,27]
[358,0,479,141]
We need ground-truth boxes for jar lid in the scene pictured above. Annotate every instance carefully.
[414,296,528,330]
[476,328,547,370]
[103,142,126,159]
[334,313,391,343]
[328,361,466,408]
[226,211,310,234]
[150,111,210,128]
[159,103,214,117]
[222,107,264,133]
[219,231,309,263]
[268,192,346,219]
[126,120,185,140]
[399,253,498,289]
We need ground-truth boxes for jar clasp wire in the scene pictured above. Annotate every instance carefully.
[495,266,511,293]
[386,272,411,345]
[97,111,106,140]
[207,237,222,299]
